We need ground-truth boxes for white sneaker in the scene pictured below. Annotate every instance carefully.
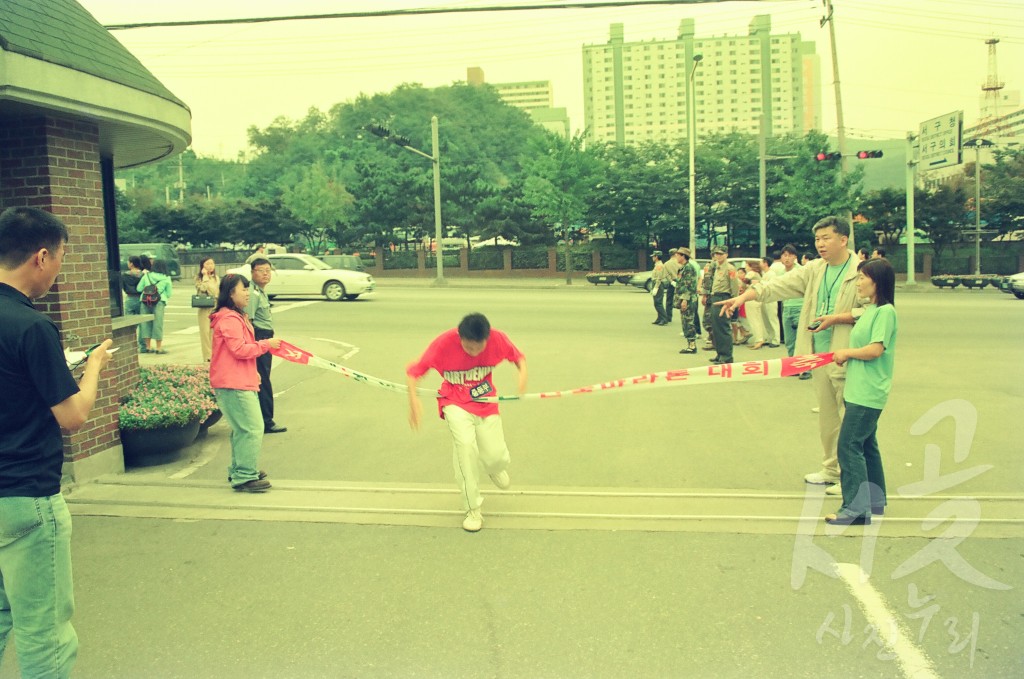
[462,508,483,532]
[489,470,511,490]
[811,406,820,413]
[804,471,840,485]
[825,484,842,496]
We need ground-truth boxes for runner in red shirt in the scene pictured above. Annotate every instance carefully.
[406,313,527,532]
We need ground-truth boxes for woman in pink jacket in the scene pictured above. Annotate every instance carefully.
[209,273,281,492]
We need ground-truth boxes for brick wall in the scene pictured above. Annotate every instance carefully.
[0,115,128,471]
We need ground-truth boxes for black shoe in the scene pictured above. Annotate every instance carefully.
[825,513,870,526]
[264,424,288,434]
[228,470,268,483]
[799,372,812,381]
[651,320,662,325]
[232,478,272,492]
[679,346,697,354]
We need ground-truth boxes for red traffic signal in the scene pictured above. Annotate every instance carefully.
[815,152,841,162]
[856,150,883,159]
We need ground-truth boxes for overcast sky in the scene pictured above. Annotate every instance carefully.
[75,0,1024,159]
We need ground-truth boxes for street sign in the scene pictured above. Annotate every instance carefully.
[918,111,963,169]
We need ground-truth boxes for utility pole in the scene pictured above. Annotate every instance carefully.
[176,154,186,204]
[822,0,853,247]
[758,114,767,258]
[905,132,917,285]
[368,117,446,286]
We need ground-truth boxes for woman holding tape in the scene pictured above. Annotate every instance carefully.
[825,258,898,526]
[210,273,281,493]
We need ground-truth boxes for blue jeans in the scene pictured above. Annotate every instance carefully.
[139,301,166,341]
[125,295,145,350]
[0,494,77,679]
[215,389,264,485]
[782,305,801,357]
[836,402,887,517]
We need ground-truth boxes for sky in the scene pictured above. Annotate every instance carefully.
[74,0,1024,160]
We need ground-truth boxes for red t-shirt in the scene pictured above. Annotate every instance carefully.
[406,328,524,419]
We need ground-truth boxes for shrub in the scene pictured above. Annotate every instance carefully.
[119,365,217,431]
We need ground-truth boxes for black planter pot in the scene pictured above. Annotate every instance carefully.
[120,417,201,467]
[197,410,223,437]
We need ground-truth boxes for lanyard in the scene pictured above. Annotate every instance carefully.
[819,256,850,316]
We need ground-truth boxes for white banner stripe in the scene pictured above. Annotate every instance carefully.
[271,342,834,402]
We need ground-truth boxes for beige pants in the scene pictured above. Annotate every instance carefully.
[198,308,213,361]
[443,405,511,511]
[745,300,766,343]
[812,361,846,476]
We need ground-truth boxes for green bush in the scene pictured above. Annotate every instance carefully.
[555,247,593,272]
[383,251,418,270]
[468,247,504,270]
[597,246,637,270]
[512,246,550,270]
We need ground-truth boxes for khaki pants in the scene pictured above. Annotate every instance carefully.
[812,361,846,476]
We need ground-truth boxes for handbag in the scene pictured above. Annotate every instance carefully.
[191,294,215,308]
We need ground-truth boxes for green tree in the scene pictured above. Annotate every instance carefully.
[975,147,1024,236]
[858,187,907,245]
[764,132,864,251]
[523,132,600,283]
[916,181,968,267]
[588,141,685,249]
[281,161,355,254]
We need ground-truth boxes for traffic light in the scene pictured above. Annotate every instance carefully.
[815,152,841,162]
[367,124,390,139]
[856,150,884,159]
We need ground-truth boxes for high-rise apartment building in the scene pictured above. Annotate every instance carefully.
[467,67,570,136]
[582,15,820,146]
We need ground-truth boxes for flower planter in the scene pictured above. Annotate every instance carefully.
[930,277,960,289]
[585,273,618,285]
[197,409,223,437]
[616,274,635,285]
[120,417,201,467]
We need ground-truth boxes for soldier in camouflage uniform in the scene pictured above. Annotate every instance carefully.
[700,259,715,350]
[673,249,699,353]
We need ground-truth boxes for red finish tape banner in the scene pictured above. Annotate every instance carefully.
[270,340,834,401]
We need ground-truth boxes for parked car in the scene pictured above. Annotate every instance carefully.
[1006,272,1024,299]
[999,272,1024,298]
[120,242,182,280]
[316,254,366,273]
[229,253,374,301]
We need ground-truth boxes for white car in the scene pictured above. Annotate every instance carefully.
[230,253,375,301]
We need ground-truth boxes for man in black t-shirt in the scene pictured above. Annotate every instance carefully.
[0,207,112,679]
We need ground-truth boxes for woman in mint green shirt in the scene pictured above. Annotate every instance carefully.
[825,258,897,526]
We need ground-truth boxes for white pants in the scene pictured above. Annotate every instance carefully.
[745,300,766,343]
[760,301,780,345]
[443,405,511,511]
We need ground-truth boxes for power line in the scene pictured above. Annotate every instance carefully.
[102,1,749,31]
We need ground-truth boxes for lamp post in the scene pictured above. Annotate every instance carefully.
[368,116,447,285]
[963,138,994,275]
[687,54,703,255]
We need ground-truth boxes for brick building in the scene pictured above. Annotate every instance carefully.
[0,0,191,482]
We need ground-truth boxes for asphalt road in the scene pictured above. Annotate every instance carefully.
[3,282,1020,678]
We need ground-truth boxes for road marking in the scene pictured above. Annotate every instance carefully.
[168,437,221,480]
[310,336,360,360]
[834,562,939,679]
